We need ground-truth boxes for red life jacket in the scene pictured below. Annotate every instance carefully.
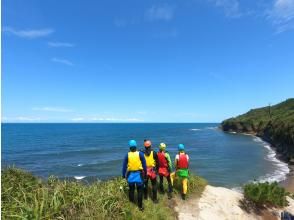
[177,153,188,169]
[157,151,168,168]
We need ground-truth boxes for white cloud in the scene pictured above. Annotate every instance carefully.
[145,5,174,21]
[268,0,294,33]
[209,0,242,18]
[3,27,54,39]
[2,116,43,122]
[32,107,73,113]
[51,57,73,66]
[70,117,144,122]
[91,117,143,122]
[48,42,75,47]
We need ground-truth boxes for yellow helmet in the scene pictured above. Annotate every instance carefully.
[159,143,166,150]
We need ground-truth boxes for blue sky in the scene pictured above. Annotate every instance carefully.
[2,0,294,123]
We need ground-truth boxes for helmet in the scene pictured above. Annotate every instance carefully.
[159,143,166,150]
[178,144,185,151]
[129,140,137,147]
[144,140,152,148]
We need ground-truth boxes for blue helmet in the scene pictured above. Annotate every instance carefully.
[178,144,185,151]
[129,140,137,147]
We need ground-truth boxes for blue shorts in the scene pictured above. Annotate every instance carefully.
[127,171,143,186]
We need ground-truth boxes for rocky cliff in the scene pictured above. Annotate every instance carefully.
[221,98,294,162]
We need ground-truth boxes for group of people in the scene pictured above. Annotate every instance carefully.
[122,139,190,211]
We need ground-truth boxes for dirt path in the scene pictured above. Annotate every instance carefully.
[174,196,200,219]
[174,185,264,220]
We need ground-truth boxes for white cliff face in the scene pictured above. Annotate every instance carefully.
[175,185,294,220]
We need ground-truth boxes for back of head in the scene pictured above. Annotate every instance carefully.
[159,143,166,151]
[129,140,137,152]
[178,144,185,152]
[144,140,152,148]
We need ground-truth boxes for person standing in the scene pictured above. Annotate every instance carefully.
[157,142,173,199]
[142,139,158,203]
[174,144,189,200]
[122,140,147,211]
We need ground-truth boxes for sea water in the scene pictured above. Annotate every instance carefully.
[1,123,289,188]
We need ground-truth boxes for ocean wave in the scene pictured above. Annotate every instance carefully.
[189,126,218,131]
[206,126,218,130]
[254,138,289,183]
[74,176,86,180]
[241,133,253,136]
[77,164,83,167]
[253,137,263,143]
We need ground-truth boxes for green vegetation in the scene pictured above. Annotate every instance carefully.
[221,98,294,161]
[1,167,207,220]
[243,182,289,207]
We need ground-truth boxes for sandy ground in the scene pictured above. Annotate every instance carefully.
[280,165,294,193]
[174,185,294,220]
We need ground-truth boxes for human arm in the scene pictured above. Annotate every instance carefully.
[139,151,147,175]
[174,154,179,171]
[165,152,172,172]
[153,151,159,171]
[122,154,128,178]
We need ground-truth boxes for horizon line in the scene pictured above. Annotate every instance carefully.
[2,121,221,124]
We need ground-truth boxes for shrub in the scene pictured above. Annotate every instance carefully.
[243,182,289,207]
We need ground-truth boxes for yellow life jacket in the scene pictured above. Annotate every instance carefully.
[145,151,155,167]
[127,151,143,171]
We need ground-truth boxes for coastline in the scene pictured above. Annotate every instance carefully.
[226,130,294,192]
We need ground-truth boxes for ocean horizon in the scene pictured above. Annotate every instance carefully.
[1,123,289,188]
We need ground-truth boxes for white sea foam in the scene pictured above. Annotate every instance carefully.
[241,133,253,136]
[231,186,243,193]
[74,176,86,180]
[253,137,290,183]
[229,131,237,134]
[253,137,263,143]
[77,163,83,167]
[206,126,218,130]
[190,128,201,131]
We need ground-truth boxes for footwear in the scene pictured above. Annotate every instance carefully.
[168,193,172,199]
[139,207,144,212]
[181,194,186,200]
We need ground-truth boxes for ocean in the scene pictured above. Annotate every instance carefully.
[1,123,289,188]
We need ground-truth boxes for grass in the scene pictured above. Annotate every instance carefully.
[1,167,207,220]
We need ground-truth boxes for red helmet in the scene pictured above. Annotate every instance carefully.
[144,140,152,148]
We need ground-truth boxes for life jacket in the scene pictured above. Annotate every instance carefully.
[157,151,168,168]
[177,153,188,169]
[127,151,143,171]
[144,150,156,167]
